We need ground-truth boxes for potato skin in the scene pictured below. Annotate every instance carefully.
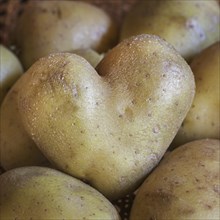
[0,76,49,170]
[13,0,117,69]
[172,42,220,148]
[72,48,104,68]
[130,139,220,220]
[17,34,195,200]
[0,167,120,220]
[0,45,23,103]
[120,0,220,61]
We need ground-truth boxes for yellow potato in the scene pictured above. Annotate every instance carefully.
[130,139,220,220]
[0,166,120,219]
[72,48,104,68]
[120,0,220,61]
[17,34,195,200]
[0,75,49,170]
[13,0,117,69]
[0,45,23,103]
[172,42,220,148]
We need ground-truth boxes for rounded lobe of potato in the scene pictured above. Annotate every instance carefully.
[17,34,195,200]
[0,45,23,103]
[13,0,117,69]
[120,0,220,61]
[130,139,220,220]
[0,166,120,220]
[172,42,220,148]
[0,75,49,170]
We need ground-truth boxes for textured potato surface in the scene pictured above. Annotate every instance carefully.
[120,0,220,60]
[130,139,220,220]
[0,167,120,219]
[0,76,48,170]
[172,42,220,148]
[17,34,195,200]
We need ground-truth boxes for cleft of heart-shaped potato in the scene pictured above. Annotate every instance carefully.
[18,34,195,200]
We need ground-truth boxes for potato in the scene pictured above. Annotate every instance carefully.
[0,45,23,103]
[130,139,220,220]
[17,34,195,200]
[171,42,220,148]
[13,0,117,69]
[72,49,104,68]
[0,166,120,219]
[120,0,220,61]
[0,75,49,170]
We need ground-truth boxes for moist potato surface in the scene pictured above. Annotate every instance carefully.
[17,35,195,200]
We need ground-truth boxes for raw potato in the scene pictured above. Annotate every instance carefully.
[0,166,120,220]
[120,0,220,61]
[171,42,220,148]
[13,0,117,69]
[72,49,104,68]
[17,34,195,200]
[130,139,220,220]
[0,45,23,103]
[0,75,49,170]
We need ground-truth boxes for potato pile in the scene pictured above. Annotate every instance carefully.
[0,0,219,219]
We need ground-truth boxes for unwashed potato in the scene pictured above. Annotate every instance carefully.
[72,49,104,68]
[0,75,49,170]
[0,45,23,103]
[17,34,195,200]
[0,166,120,219]
[130,139,220,220]
[171,42,220,148]
[13,0,117,69]
[120,0,220,61]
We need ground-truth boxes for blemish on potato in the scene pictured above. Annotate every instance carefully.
[197,186,206,190]
[152,125,160,134]
[195,177,200,182]
[213,185,220,195]
[178,206,195,215]
[204,204,212,210]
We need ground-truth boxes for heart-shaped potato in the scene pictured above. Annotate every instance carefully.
[18,35,195,200]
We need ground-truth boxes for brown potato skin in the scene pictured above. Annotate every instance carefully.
[130,139,220,220]
[17,35,195,200]
[171,42,220,148]
[13,0,117,69]
[120,0,220,61]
